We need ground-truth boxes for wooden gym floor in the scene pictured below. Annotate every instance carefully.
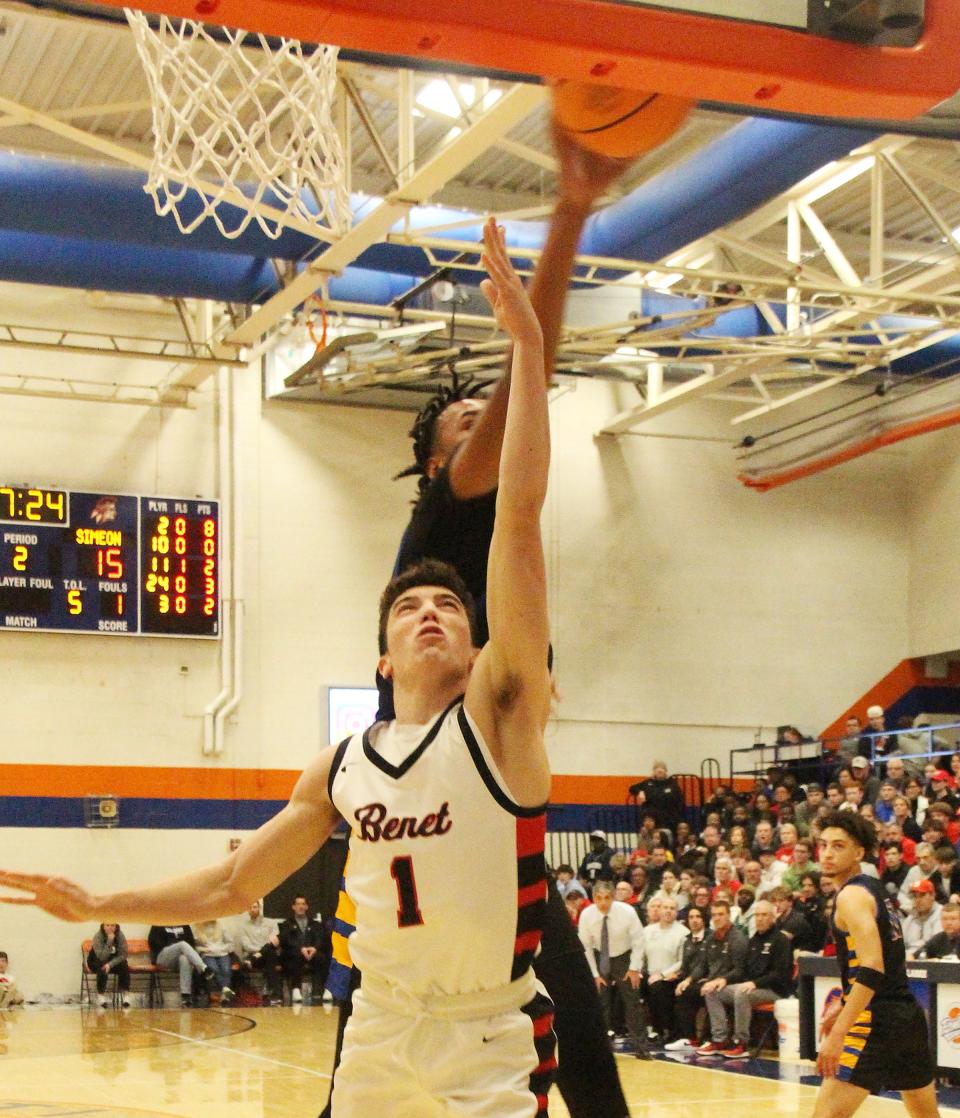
[1,1006,957,1118]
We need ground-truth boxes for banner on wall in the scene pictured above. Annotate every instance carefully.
[936,983,960,1070]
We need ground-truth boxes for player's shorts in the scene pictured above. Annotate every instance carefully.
[837,998,935,1093]
[331,974,556,1118]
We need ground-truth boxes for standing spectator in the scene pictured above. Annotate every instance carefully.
[694,900,749,1055]
[578,830,615,890]
[279,896,329,1004]
[630,764,683,836]
[193,919,235,1004]
[702,898,793,1059]
[88,923,131,1008]
[233,899,283,1005]
[577,882,650,1059]
[641,896,689,1044]
[664,907,709,1050]
[0,952,24,1009]
[148,924,215,1009]
[865,703,892,755]
[903,880,943,958]
[919,903,960,959]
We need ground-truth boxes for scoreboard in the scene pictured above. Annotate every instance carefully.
[0,486,219,638]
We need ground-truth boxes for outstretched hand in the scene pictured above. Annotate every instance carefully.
[551,120,635,211]
[479,217,542,347]
[0,870,98,922]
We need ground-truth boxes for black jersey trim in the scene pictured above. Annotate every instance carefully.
[327,735,353,804]
[361,694,462,780]
[457,706,548,818]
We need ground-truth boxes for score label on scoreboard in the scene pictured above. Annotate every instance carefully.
[0,487,219,639]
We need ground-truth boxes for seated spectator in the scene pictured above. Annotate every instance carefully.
[0,951,24,1009]
[563,892,584,926]
[711,859,741,901]
[903,776,929,824]
[794,783,824,837]
[781,839,817,895]
[234,900,283,1005]
[678,870,695,906]
[693,900,750,1055]
[148,924,215,1009]
[768,887,815,952]
[884,756,908,792]
[926,801,960,845]
[87,923,131,1008]
[642,896,689,1044]
[735,887,756,938]
[741,859,765,898]
[775,822,799,864]
[838,714,868,757]
[874,781,898,823]
[653,868,687,910]
[757,848,786,893]
[930,846,960,905]
[752,793,773,820]
[880,843,910,906]
[193,919,235,1005]
[279,896,328,1004]
[627,864,652,908]
[921,816,954,854]
[645,845,670,890]
[578,881,650,1060]
[951,752,960,786]
[674,821,695,855]
[630,761,685,833]
[891,797,922,844]
[770,784,793,819]
[751,819,775,854]
[903,880,943,959]
[578,830,615,889]
[555,864,587,902]
[795,873,828,951]
[701,898,793,1058]
[664,906,709,1050]
[899,843,938,913]
[609,853,632,883]
[825,782,844,809]
[919,902,960,960]
[844,785,864,809]
[928,770,959,811]
[727,825,750,851]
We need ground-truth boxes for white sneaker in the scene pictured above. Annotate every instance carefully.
[664,1038,693,1051]
[291,988,302,1003]
[97,995,108,1008]
[121,996,132,1008]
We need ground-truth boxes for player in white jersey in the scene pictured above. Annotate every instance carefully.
[0,217,555,1118]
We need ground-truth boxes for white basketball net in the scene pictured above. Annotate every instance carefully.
[125,9,351,241]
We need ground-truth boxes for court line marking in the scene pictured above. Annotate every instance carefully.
[146,1027,332,1080]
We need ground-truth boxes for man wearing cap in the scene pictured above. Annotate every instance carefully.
[902,879,943,958]
[864,704,892,756]
[579,831,616,891]
[851,757,881,806]
[928,770,959,811]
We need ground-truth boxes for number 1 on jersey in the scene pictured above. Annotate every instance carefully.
[390,855,424,928]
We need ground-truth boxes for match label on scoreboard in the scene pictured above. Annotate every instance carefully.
[0,487,219,638]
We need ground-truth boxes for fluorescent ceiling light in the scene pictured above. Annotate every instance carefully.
[416,79,477,119]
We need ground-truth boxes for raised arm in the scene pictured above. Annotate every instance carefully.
[465,218,551,807]
[0,748,342,924]
[447,134,631,499]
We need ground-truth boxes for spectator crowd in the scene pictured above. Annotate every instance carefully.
[559,736,960,1059]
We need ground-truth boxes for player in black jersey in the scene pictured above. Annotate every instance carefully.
[815,810,939,1118]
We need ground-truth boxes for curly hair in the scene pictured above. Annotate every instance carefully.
[818,809,877,857]
[395,373,491,494]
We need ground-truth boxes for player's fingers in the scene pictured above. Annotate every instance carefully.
[0,871,49,890]
[479,278,498,310]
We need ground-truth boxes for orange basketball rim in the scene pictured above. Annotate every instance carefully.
[95,0,960,121]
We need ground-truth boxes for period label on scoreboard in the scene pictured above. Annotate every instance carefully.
[0,486,219,638]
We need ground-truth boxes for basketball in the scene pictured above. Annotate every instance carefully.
[551,80,693,159]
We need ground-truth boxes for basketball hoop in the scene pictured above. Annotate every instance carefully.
[124,9,350,241]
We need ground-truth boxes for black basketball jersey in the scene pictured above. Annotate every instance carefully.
[832,873,911,1003]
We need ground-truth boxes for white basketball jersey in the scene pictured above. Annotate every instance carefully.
[328,697,547,1000]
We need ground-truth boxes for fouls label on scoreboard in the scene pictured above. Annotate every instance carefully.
[0,487,219,638]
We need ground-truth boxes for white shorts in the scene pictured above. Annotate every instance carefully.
[331,983,556,1118]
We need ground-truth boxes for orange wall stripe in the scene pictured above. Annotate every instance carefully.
[820,656,960,742]
[740,406,960,493]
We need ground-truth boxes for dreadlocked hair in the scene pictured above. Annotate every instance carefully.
[394,372,490,495]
